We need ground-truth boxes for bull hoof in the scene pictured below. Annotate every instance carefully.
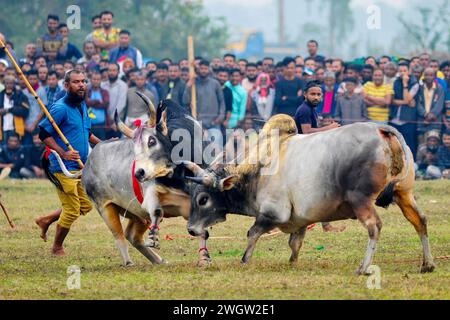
[124,261,134,267]
[289,257,298,264]
[420,261,436,273]
[197,258,212,267]
[355,266,370,276]
[197,251,212,267]
[144,239,160,249]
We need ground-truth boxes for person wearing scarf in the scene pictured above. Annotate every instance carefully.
[251,73,275,121]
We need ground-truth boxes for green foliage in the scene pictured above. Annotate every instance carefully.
[0,0,228,61]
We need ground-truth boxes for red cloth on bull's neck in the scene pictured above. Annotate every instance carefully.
[132,160,144,204]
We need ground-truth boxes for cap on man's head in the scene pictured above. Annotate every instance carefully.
[3,75,15,83]
[0,59,9,68]
[323,71,335,79]
[425,130,441,141]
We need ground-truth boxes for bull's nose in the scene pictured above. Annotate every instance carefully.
[135,168,145,181]
[187,225,201,237]
[188,228,197,237]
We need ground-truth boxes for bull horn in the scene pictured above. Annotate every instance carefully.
[181,161,205,177]
[114,109,134,139]
[135,91,156,127]
[186,176,206,184]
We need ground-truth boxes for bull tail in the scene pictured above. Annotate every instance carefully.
[375,181,396,208]
[375,125,412,209]
[50,150,83,179]
[42,152,64,192]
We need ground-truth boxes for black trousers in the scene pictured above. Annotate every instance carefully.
[390,122,418,161]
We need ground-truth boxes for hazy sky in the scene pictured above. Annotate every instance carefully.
[203,0,443,58]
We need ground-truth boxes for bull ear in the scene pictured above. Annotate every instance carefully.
[157,103,168,136]
[219,175,239,191]
[156,100,167,124]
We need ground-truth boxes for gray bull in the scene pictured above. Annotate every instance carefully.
[186,115,436,274]
[55,93,211,266]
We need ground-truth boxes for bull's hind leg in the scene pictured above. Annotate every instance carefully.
[394,191,435,273]
[100,203,133,267]
[353,203,382,275]
[125,219,166,265]
[288,227,307,263]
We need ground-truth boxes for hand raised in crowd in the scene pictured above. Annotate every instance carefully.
[402,73,409,85]
[425,113,436,123]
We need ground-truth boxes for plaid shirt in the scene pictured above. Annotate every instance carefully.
[437,146,450,170]
[46,86,62,108]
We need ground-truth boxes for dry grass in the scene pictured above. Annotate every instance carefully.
[0,179,449,300]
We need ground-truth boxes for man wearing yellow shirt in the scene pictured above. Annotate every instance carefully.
[363,68,393,124]
[92,10,120,59]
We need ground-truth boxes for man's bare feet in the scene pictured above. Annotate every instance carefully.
[35,209,62,241]
[322,223,346,232]
[52,246,66,257]
[35,217,50,242]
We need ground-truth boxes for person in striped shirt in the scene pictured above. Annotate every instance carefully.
[362,68,393,124]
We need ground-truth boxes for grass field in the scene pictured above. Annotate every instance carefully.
[0,179,449,300]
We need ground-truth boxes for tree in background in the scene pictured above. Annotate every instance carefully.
[300,0,353,57]
[397,0,450,53]
[323,0,354,57]
[0,0,228,61]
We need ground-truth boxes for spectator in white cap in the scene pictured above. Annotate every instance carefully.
[415,130,443,180]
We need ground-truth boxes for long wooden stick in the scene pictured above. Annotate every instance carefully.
[0,38,84,168]
[187,36,197,119]
[0,195,15,229]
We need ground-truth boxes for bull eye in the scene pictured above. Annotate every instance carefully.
[198,195,209,206]
[148,136,157,148]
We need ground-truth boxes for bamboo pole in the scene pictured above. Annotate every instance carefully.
[187,36,197,119]
[0,194,15,230]
[0,38,84,168]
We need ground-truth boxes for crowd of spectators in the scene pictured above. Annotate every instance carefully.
[0,11,449,180]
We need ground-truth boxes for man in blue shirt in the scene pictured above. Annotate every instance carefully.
[35,70,101,256]
[294,80,340,134]
[294,81,344,233]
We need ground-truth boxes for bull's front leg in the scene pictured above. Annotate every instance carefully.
[145,207,163,249]
[197,230,211,267]
[242,214,277,264]
[288,226,307,263]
